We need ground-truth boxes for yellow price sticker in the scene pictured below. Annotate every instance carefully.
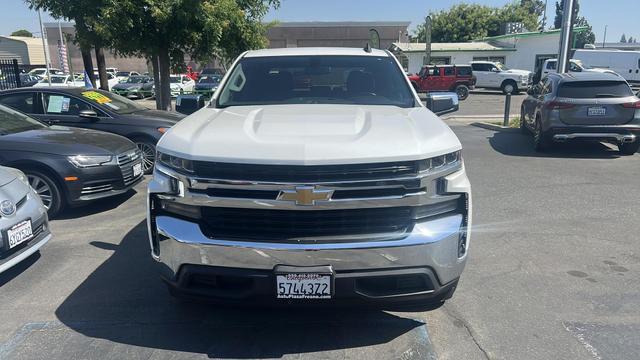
[81,91,112,104]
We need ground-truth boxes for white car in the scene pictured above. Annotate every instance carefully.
[28,68,62,77]
[470,61,532,94]
[573,49,640,84]
[169,74,195,97]
[33,74,85,88]
[115,71,140,83]
[93,72,120,90]
[148,47,472,309]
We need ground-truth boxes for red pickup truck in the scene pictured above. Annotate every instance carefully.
[408,65,475,100]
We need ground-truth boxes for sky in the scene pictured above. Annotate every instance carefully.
[2,0,637,43]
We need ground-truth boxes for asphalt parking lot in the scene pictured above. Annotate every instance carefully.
[0,123,639,359]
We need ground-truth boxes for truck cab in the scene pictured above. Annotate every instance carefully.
[470,61,532,94]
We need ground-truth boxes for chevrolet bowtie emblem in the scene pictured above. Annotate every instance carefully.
[277,186,334,206]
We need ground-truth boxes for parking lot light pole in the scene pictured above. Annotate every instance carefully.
[503,94,511,127]
[557,0,575,74]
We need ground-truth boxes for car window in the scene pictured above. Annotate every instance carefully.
[457,67,472,76]
[0,104,47,135]
[217,55,416,108]
[541,78,553,95]
[557,81,633,98]
[569,62,582,72]
[0,93,36,114]
[42,93,94,116]
[443,67,455,76]
[546,61,556,70]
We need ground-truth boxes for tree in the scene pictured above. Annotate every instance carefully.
[519,0,546,29]
[11,29,33,37]
[553,0,595,48]
[96,0,279,110]
[620,34,627,43]
[413,2,542,43]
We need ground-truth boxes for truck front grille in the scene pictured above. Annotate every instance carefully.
[192,161,420,182]
[197,198,462,242]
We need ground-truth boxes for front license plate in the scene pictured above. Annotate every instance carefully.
[588,106,606,116]
[276,273,332,299]
[132,163,143,177]
[7,220,33,249]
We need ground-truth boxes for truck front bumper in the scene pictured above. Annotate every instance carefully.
[150,212,467,308]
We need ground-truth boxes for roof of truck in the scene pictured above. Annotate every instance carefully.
[547,72,625,82]
[243,47,390,58]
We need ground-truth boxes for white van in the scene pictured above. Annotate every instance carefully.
[573,49,640,84]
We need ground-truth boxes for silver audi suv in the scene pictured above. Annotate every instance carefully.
[521,72,640,154]
[0,166,51,274]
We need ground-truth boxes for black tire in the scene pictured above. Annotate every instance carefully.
[501,80,518,95]
[533,116,552,152]
[133,139,157,174]
[455,84,469,100]
[520,107,529,134]
[619,141,640,155]
[24,169,63,217]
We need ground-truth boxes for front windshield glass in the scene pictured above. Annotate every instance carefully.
[198,75,221,84]
[78,89,146,114]
[496,63,510,71]
[116,71,129,77]
[125,76,147,84]
[170,76,181,83]
[217,55,416,108]
[0,104,46,135]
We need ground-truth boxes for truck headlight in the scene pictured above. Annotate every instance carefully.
[418,151,461,172]
[157,152,194,174]
[67,155,115,168]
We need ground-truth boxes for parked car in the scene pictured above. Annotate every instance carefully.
[408,64,475,100]
[193,75,221,98]
[520,72,640,154]
[105,67,118,76]
[0,104,144,216]
[199,68,224,77]
[0,166,52,274]
[28,68,62,77]
[111,76,154,99]
[33,75,85,88]
[148,47,471,309]
[115,71,140,83]
[470,61,531,94]
[533,58,615,84]
[93,72,120,90]
[18,74,42,87]
[574,49,640,85]
[0,88,184,173]
[169,74,195,97]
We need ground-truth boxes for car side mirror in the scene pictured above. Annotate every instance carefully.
[79,109,99,119]
[425,92,459,116]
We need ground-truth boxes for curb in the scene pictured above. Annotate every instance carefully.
[471,122,519,132]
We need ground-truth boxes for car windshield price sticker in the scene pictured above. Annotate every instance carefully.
[276,273,332,299]
[81,91,112,104]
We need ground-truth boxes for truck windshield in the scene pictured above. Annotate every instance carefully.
[216,55,416,108]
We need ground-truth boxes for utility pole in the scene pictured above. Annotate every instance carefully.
[602,25,607,48]
[541,0,548,30]
[424,16,432,65]
[556,0,575,73]
[38,9,52,86]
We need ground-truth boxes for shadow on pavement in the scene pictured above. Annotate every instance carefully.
[0,252,40,287]
[55,189,137,220]
[54,221,430,358]
[488,130,623,159]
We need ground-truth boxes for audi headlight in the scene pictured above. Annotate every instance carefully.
[157,152,194,173]
[418,151,462,172]
[67,155,115,168]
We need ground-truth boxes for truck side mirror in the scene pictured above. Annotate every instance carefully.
[176,94,206,115]
[425,92,459,116]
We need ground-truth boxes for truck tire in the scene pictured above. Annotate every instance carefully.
[501,80,518,95]
[454,85,469,100]
[520,107,529,134]
[619,141,640,155]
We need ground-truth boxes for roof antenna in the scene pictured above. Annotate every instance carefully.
[364,43,372,53]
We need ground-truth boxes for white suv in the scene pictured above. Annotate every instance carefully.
[471,61,532,94]
[147,47,472,309]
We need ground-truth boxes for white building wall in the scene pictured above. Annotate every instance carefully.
[405,51,513,74]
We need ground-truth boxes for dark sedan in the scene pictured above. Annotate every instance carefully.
[111,76,154,99]
[194,75,222,98]
[0,104,143,217]
[0,87,184,173]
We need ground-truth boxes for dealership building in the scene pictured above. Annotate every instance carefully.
[391,27,588,74]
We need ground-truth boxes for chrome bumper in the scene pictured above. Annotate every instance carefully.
[553,133,636,143]
[152,213,466,286]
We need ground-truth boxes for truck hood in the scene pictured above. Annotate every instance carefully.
[503,69,532,76]
[158,104,462,165]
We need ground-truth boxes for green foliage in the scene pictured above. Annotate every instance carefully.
[413,2,544,43]
[620,34,627,43]
[10,29,34,37]
[553,1,595,48]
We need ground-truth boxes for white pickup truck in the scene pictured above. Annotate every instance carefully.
[147,47,472,309]
[470,61,532,94]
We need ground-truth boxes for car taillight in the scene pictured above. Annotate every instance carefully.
[546,101,575,110]
[621,101,640,109]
